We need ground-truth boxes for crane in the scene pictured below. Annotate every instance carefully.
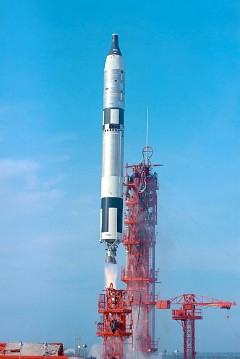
[156,294,236,359]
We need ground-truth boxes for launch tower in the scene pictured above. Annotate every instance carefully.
[121,146,160,355]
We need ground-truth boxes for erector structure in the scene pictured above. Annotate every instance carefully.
[121,146,160,355]
[156,294,236,359]
[96,283,133,359]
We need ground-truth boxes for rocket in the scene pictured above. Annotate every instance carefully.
[100,34,125,264]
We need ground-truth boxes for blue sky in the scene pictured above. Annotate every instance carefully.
[0,0,239,354]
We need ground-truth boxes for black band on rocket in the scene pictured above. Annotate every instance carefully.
[103,108,124,125]
[101,197,123,233]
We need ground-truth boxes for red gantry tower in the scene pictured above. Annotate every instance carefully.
[96,283,133,359]
[121,146,160,355]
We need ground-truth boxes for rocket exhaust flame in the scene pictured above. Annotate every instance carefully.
[104,263,117,289]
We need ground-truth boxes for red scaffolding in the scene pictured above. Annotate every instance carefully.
[121,147,160,355]
[96,283,133,359]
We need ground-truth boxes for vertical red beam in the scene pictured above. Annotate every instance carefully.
[183,319,195,359]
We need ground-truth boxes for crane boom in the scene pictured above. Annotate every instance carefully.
[164,293,236,308]
[156,294,236,359]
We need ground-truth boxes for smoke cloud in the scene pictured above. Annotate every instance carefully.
[89,343,102,358]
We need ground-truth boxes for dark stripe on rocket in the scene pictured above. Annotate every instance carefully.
[101,197,123,234]
[103,108,124,125]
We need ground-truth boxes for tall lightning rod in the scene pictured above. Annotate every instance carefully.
[100,34,125,264]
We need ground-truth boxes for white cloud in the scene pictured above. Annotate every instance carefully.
[0,159,39,177]
[0,157,64,223]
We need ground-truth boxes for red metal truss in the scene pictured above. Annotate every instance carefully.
[96,283,133,359]
[156,294,236,359]
[121,147,160,354]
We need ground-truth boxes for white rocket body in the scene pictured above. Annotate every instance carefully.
[100,34,125,264]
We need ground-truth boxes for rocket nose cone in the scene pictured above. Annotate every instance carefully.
[112,34,119,46]
[108,34,122,56]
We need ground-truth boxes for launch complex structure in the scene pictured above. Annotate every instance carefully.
[96,33,161,358]
[0,34,235,359]
[95,34,236,359]
[97,147,160,358]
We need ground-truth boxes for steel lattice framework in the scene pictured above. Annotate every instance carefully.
[184,318,195,359]
[96,283,133,359]
[157,293,236,359]
[172,294,203,359]
[121,147,160,355]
